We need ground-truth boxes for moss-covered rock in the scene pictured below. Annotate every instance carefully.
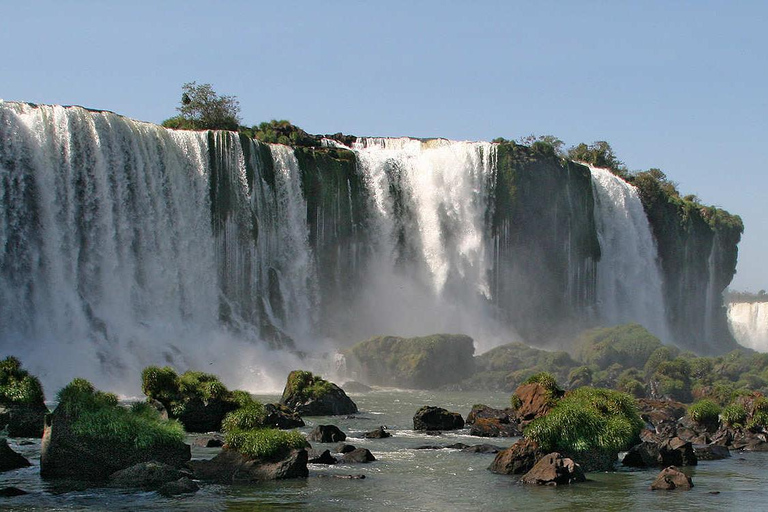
[345,334,475,389]
[279,371,357,416]
[0,357,48,437]
[573,324,663,370]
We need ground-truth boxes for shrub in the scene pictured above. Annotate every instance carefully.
[524,387,643,456]
[721,404,747,427]
[283,371,334,401]
[221,402,267,432]
[163,81,241,131]
[0,356,45,405]
[254,120,319,147]
[224,428,307,460]
[687,399,721,425]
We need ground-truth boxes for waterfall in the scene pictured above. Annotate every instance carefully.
[589,166,671,341]
[728,302,768,351]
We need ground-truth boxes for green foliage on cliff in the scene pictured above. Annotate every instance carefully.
[162,82,241,131]
[56,378,185,449]
[687,399,721,424]
[574,324,663,370]
[253,119,319,147]
[567,141,628,176]
[0,356,45,405]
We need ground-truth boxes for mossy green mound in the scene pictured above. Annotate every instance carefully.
[0,356,45,406]
[468,343,576,392]
[573,324,662,370]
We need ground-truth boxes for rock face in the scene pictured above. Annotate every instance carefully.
[344,334,476,389]
[413,406,464,431]
[263,403,305,429]
[0,438,31,472]
[40,412,191,480]
[512,383,559,425]
[280,371,358,416]
[308,425,347,443]
[466,405,521,437]
[650,466,693,490]
[0,403,49,438]
[488,438,543,475]
[190,447,309,483]
[520,452,585,486]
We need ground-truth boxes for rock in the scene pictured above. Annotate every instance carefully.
[466,404,515,425]
[344,334,476,389]
[469,418,521,438]
[157,477,199,497]
[636,398,687,433]
[147,399,169,421]
[263,403,305,429]
[190,447,308,483]
[623,438,697,467]
[413,406,464,431]
[694,444,730,460]
[317,473,366,479]
[335,443,356,454]
[175,397,237,433]
[0,403,49,438]
[0,438,31,472]
[109,461,189,489]
[622,441,662,467]
[340,381,373,393]
[308,425,347,443]
[521,452,585,485]
[280,371,358,416]
[512,383,560,425]
[0,487,28,497]
[414,445,445,450]
[341,448,376,463]
[40,411,191,480]
[363,426,391,439]
[489,438,543,475]
[308,449,338,465]
[650,466,693,490]
[461,444,505,454]
[192,434,225,448]
[445,443,471,450]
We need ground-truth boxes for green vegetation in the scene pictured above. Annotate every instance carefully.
[721,403,747,427]
[253,120,319,147]
[567,141,627,176]
[140,366,244,418]
[224,428,307,460]
[282,371,334,402]
[56,378,184,449]
[687,399,721,424]
[574,324,662,370]
[162,81,241,131]
[0,356,45,405]
[221,401,267,432]
[472,342,576,392]
[524,387,643,456]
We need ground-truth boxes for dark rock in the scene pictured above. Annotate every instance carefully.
[341,448,376,463]
[308,449,338,465]
[694,444,730,460]
[189,447,308,483]
[157,477,199,497]
[0,403,49,438]
[650,466,693,490]
[363,426,391,439]
[175,397,238,433]
[461,444,505,454]
[0,487,28,497]
[40,412,191,480]
[280,371,358,416]
[623,441,662,467]
[109,461,188,489]
[521,452,585,485]
[317,473,366,479]
[466,404,515,425]
[488,438,543,475]
[147,399,169,421]
[263,403,305,429]
[335,443,356,454]
[413,406,464,431]
[425,430,442,436]
[340,381,373,393]
[308,425,346,443]
[0,438,31,472]
[512,383,560,425]
[636,399,687,433]
[445,443,470,450]
[565,448,618,472]
[192,434,225,448]
[469,418,521,438]
[623,438,697,467]
[744,438,768,451]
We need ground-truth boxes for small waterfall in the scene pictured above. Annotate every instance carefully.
[728,302,768,351]
[589,166,671,341]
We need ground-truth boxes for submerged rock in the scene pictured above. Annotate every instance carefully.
[108,461,189,489]
[650,466,693,490]
[0,438,31,472]
[413,406,464,431]
[157,477,199,496]
[520,452,585,486]
[190,447,308,483]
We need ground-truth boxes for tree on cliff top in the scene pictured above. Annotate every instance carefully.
[162,81,241,131]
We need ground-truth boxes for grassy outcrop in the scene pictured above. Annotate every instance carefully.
[0,356,44,406]
[221,404,306,460]
[280,370,357,416]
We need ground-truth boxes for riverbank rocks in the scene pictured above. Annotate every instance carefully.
[488,438,543,475]
[0,403,49,438]
[413,406,464,431]
[650,466,693,490]
[0,438,31,472]
[263,403,305,429]
[308,425,346,443]
[466,405,521,437]
[189,447,308,483]
[280,371,358,416]
[520,452,585,486]
[694,444,730,460]
[363,426,391,439]
[623,438,697,467]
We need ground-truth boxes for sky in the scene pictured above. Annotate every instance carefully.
[2,1,766,291]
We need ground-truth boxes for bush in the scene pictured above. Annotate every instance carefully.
[254,120,319,147]
[225,428,307,460]
[721,404,747,427]
[524,387,643,456]
[0,356,45,405]
[162,81,241,131]
[221,402,267,432]
[687,399,721,425]
[283,371,334,402]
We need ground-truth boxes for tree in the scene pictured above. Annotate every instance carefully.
[162,81,241,131]
[567,141,627,175]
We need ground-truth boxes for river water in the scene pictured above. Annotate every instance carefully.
[1,389,766,511]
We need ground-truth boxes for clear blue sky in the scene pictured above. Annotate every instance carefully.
[3,1,766,291]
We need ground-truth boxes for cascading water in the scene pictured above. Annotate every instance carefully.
[728,302,768,351]
[589,166,671,341]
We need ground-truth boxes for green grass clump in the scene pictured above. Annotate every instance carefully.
[721,403,747,427]
[225,428,307,460]
[687,399,722,424]
[56,378,185,449]
[524,387,643,455]
[0,356,45,405]
[283,371,334,401]
[221,401,267,432]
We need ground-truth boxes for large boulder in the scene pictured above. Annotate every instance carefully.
[190,447,308,483]
[341,448,376,463]
[0,357,49,437]
[308,425,347,443]
[280,371,357,416]
[488,438,543,475]
[650,466,693,490]
[694,444,730,460]
[413,406,464,431]
[344,334,476,389]
[263,403,305,429]
[0,438,31,472]
[108,461,189,489]
[0,403,49,438]
[623,438,696,467]
[512,382,560,425]
[520,452,585,485]
[466,405,521,437]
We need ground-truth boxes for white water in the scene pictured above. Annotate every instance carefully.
[589,166,671,341]
[729,302,768,351]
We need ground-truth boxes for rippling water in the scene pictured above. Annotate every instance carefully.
[1,390,766,511]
